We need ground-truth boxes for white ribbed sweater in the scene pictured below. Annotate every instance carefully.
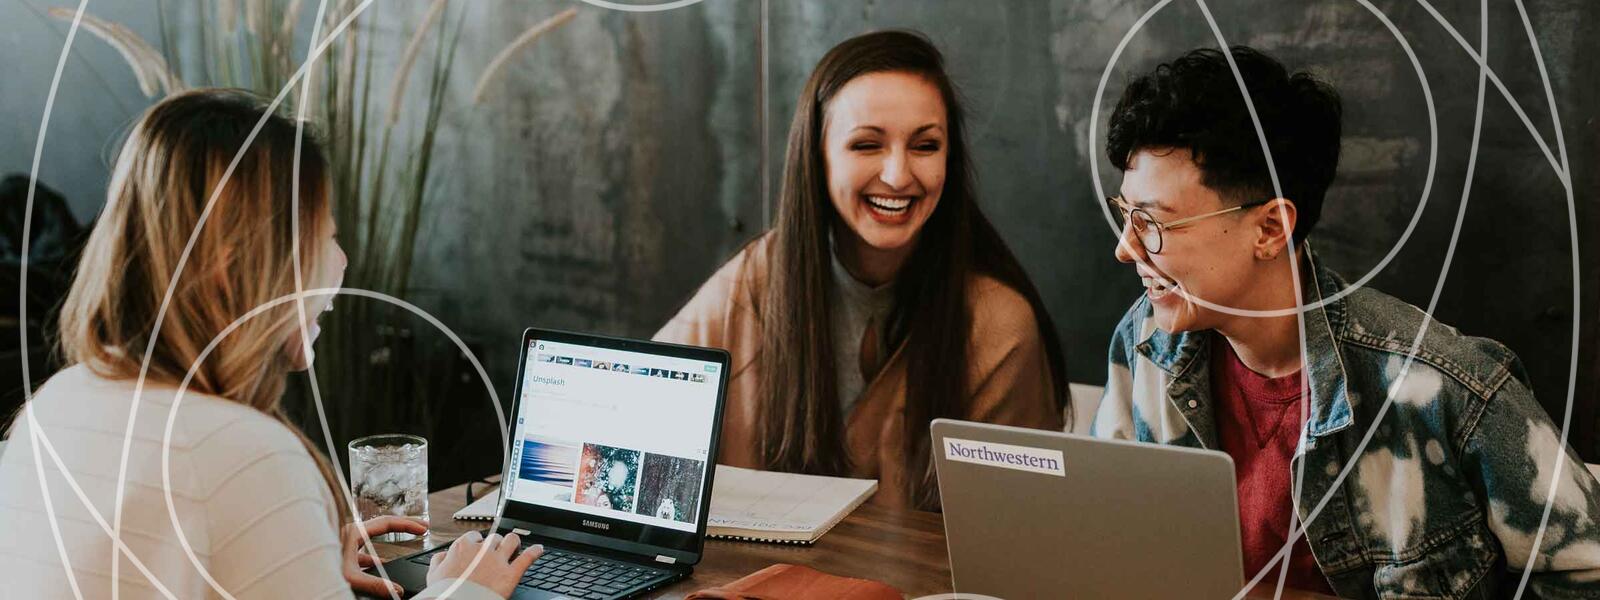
[0,365,495,599]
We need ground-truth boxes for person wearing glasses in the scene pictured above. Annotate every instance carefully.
[1092,46,1600,597]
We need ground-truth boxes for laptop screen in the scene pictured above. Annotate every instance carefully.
[504,336,722,537]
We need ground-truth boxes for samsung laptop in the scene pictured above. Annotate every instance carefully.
[380,328,729,599]
[931,419,1244,599]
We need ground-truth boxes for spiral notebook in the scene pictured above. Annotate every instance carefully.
[453,487,505,521]
[455,466,878,545]
[704,465,877,545]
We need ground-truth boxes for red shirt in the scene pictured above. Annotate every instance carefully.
[1210,335,1335,595]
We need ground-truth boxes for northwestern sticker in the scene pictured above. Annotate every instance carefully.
[943,438,1065,477]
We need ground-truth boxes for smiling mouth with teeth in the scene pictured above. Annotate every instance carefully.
[865,195,914,215]
[1142,275,1179,300]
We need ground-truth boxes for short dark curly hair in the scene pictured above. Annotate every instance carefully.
[1107,46,1342,243]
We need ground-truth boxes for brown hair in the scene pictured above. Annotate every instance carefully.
[756,30,1068,509]
[55,88,351,526]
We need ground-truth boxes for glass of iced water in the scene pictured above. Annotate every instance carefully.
[349,434,429,541]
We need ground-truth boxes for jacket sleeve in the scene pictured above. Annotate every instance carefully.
[963,282,1064,433]
[653,246,756,350]
[1464,374,1600,597]
[653,277,728,349]
[1089,299,1146,440]
[653,242,768,470]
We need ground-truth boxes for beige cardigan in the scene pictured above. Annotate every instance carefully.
[655,234,1063,508]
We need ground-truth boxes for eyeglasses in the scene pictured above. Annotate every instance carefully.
[1105,196,1270,254]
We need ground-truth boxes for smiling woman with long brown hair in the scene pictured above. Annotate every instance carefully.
[657,30,1067,510]
[0,89,538,599]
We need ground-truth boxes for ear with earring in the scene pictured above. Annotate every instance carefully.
[1256,199,1297,261]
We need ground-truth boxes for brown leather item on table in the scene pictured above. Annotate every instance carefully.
[685,564,903,600]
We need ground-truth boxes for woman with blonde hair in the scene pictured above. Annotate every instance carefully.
[0,89,537,599]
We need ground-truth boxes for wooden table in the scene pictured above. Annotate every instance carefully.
[373,479,1337,599]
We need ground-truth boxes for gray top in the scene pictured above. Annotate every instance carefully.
[828,247,897,416]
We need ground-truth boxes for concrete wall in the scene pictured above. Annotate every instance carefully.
[3,0,1596,455]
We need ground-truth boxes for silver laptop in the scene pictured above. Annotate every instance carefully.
[931,419,1244,599]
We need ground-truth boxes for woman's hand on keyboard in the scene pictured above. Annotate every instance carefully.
[343,516,430,597]
[427,530,546,598]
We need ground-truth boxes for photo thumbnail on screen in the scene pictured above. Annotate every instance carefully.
[576,443,641,512]
[517,437,580,503]
[636,454,706,524]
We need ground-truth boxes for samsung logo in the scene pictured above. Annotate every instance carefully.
[581,519,610,531]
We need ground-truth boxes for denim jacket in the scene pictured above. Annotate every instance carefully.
[1091,251,1600,599]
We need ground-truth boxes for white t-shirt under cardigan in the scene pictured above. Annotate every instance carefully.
[0,364,497,599]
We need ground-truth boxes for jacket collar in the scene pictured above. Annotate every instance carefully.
[1300,249,1355,440]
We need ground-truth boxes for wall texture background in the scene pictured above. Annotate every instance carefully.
[4,1,1596,467]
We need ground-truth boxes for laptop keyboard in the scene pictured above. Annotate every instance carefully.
[409,544,670,599]
[519,547,670,598]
